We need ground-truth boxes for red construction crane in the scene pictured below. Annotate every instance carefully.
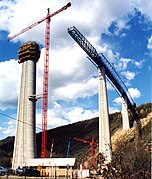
[8,2,71,158]
[73,137,95,166]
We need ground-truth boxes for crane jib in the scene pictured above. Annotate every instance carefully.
[8,2,71,41]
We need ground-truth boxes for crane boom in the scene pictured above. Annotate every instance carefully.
[73,137,92,145]
[8,2,71,41]
[73,137,95,166]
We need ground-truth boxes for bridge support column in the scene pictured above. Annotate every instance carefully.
[12,42,40,170]
[98,67,112,163]
[121,96,130,130]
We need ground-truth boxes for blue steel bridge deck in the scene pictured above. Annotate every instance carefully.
[68,26,136,113]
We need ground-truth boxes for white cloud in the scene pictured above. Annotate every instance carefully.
[113,20,131,36]
[148,65,151,72]
[66,107,98,124]
[109,107,120,114]
[0,59,21,110]
[114,58,132,71]
[0,0,137,44]
[54,77,98,101]
[113,88,141,107]
[36,101,98,130]
[128,88,141,99]
[36,46,97,102]
[0,126,4,131]
[147,35,152,50]
[0,0,149,89]
[113,97,122,106]
[98,44,119,64]
[133,60,144,68]
[131,0,152,21]
[0,44,97,110]
[1,119,16,136]
[0,0,151,45]
[121,71,136,80]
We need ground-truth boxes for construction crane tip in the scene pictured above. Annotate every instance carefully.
[67,2,71,7]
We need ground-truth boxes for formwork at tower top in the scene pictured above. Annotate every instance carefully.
[18,41,40,64]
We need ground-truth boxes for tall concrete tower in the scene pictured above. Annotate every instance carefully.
[12,42,40,170]
[121,96,130,130]
[98,67,112,163]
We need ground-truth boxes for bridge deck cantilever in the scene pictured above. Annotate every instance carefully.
[68,26,136,114]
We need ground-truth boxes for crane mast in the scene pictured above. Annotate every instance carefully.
[41,2,71,158]
[41,8,50,158]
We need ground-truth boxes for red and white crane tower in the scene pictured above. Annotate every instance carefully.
[73,137,95,166]
[8,2,71,158]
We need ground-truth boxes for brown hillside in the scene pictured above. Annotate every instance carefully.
[0,102,151,169]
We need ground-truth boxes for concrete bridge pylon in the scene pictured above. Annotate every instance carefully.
[121,96,130,130]
[98,67,112,163]
[12,42,40,170]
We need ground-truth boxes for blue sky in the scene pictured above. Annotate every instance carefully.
[0,0,151,140]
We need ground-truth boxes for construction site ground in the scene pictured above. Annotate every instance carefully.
[0,176,96,179]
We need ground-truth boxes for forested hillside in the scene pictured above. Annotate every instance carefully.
[0,102,151,177]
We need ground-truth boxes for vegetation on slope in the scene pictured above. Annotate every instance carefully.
[0,137,14,167]
[102,112,151,178]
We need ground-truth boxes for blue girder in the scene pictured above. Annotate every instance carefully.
[68,26,136,112]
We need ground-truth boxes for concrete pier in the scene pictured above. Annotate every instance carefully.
[121,96,130,130]
[98,67,112,163]
[12,42,40,170]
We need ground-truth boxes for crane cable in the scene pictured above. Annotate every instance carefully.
[0,112,42,130]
